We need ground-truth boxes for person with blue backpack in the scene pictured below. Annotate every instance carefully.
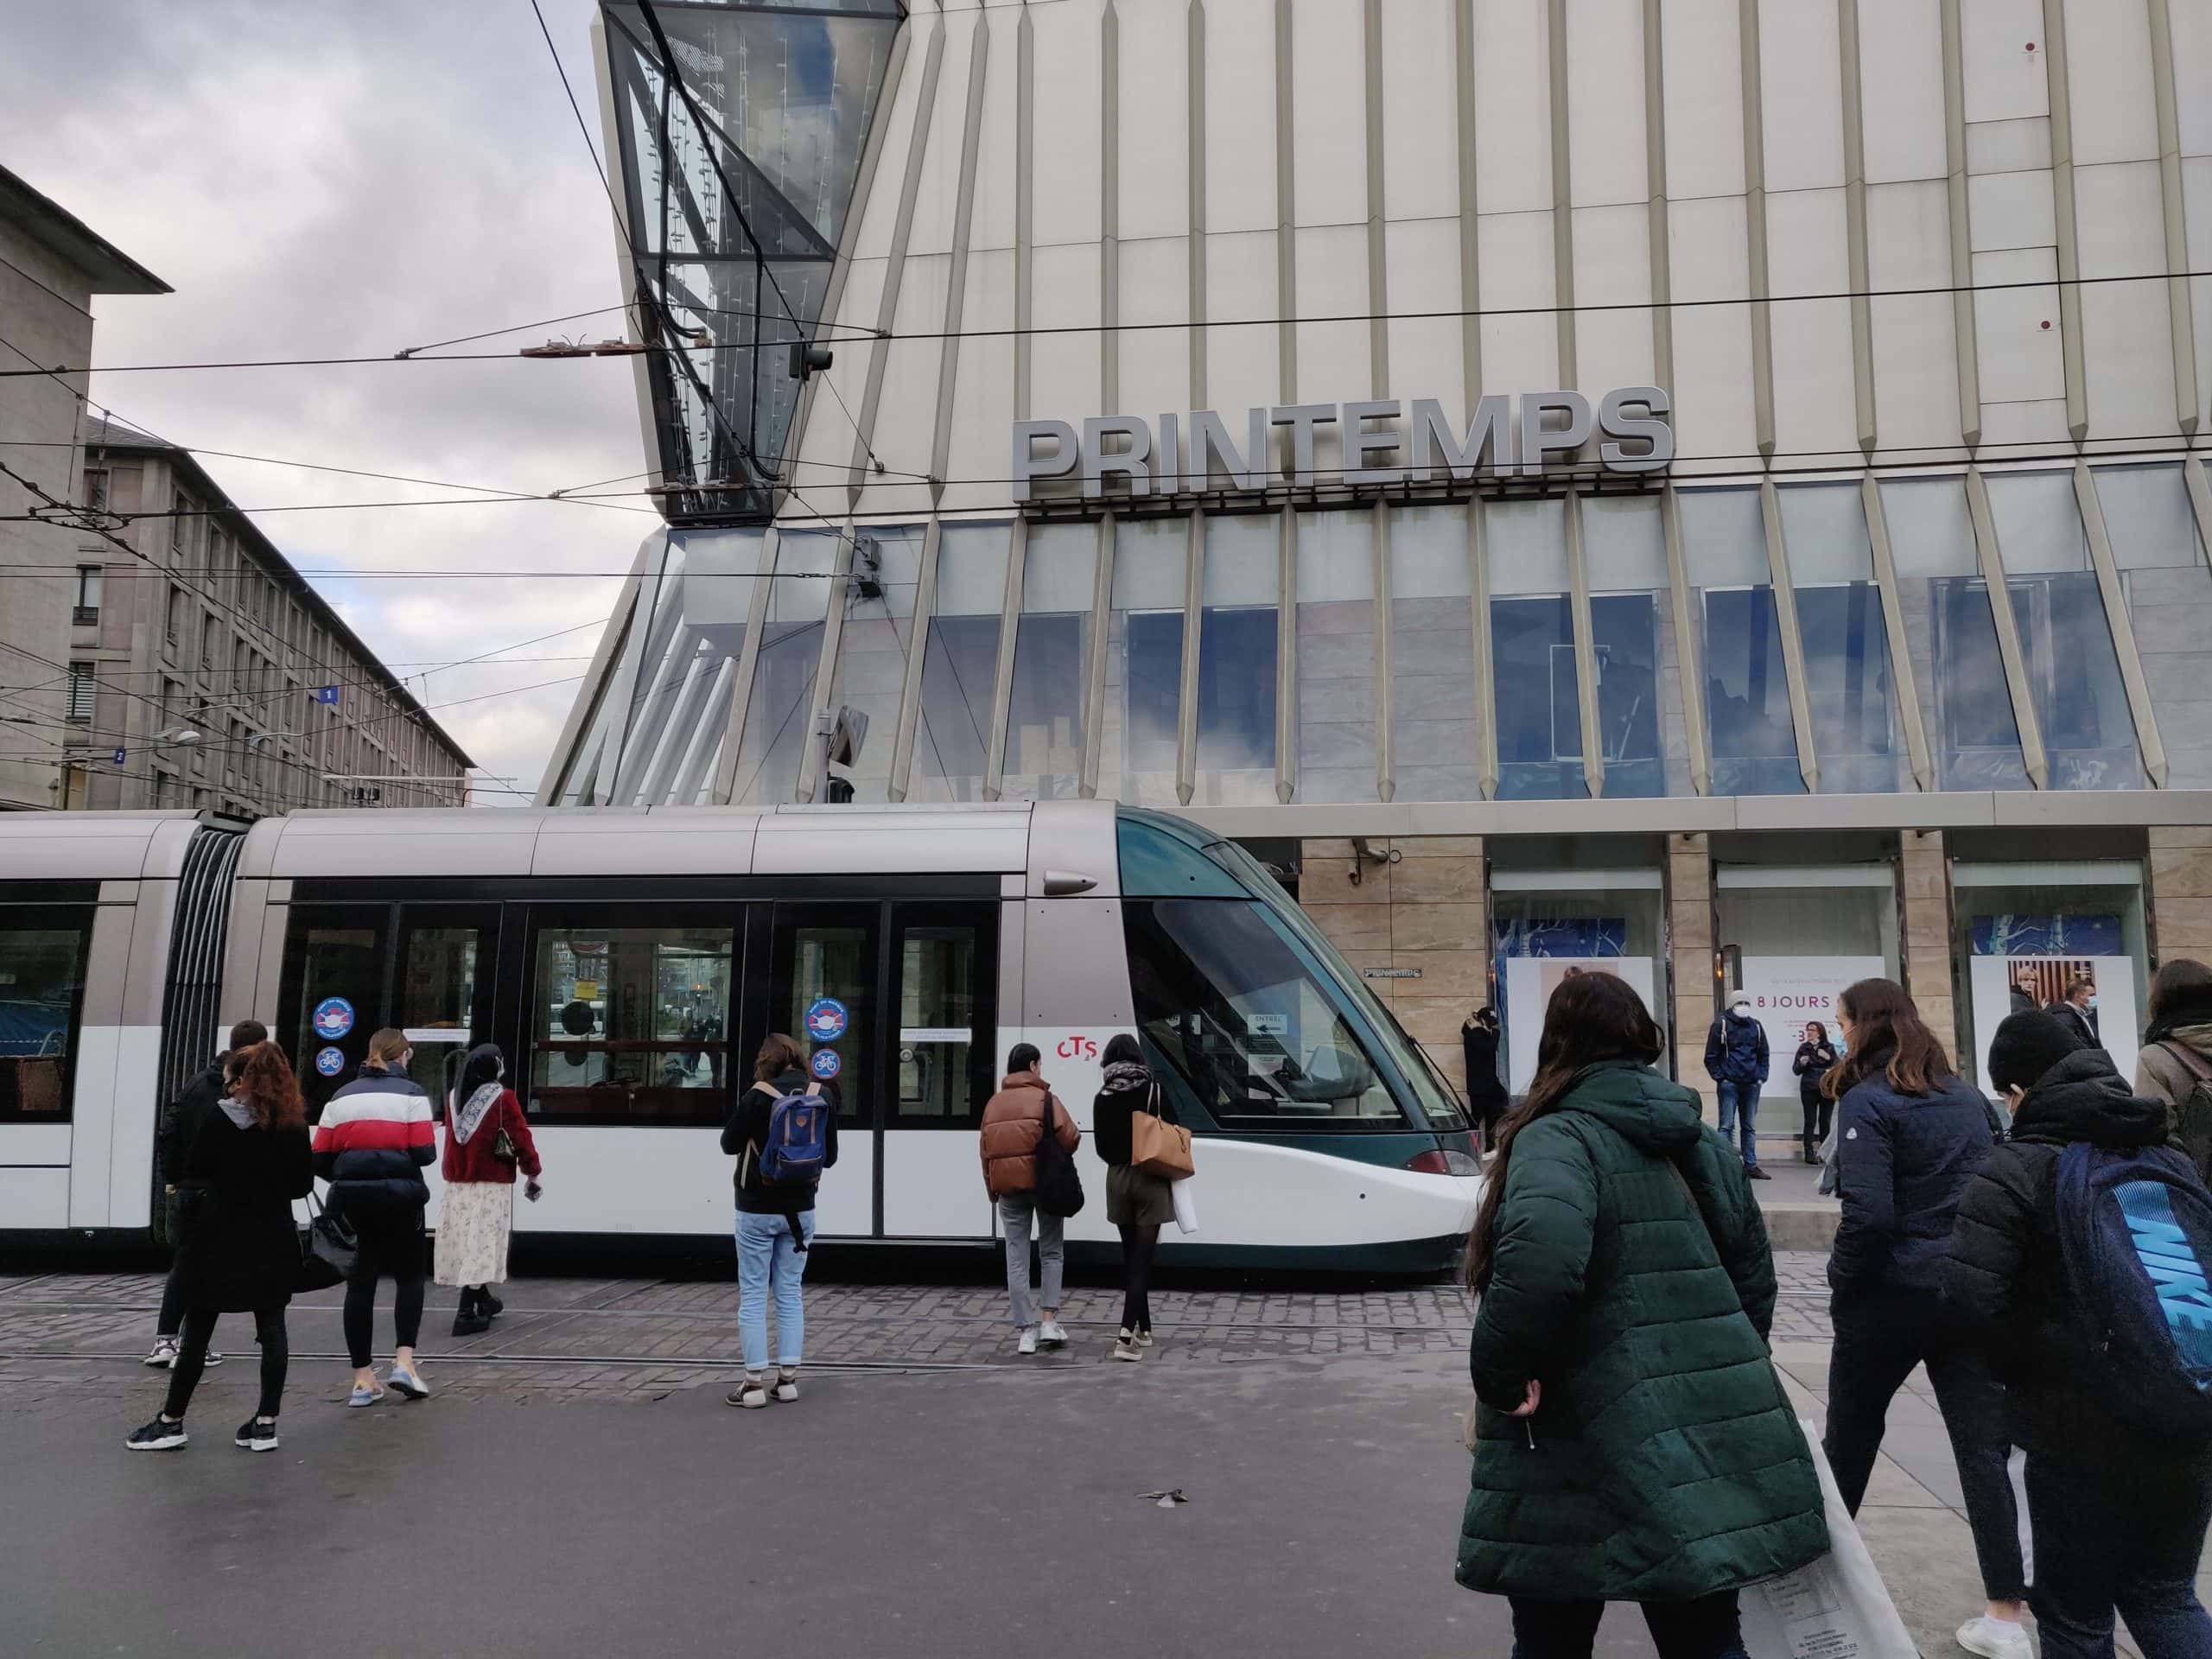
[720,1032,839,1409]
[1948,1008,2212,1659]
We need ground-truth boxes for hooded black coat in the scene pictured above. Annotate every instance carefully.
[171,1105,314,1312]
[1460,1020,1506,1125]
[1942,1047,2183,1462]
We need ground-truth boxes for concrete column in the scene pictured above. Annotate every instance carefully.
[1298,835,1487,1095]
[2151,829,2212,965]
[1669,831,1717,1115]
[1899,830,1962,1063]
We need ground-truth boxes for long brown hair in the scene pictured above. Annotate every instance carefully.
[1824,977,1955,1100]
[753,1032,803,1083]
[1465,973,1666,1290]
[364,1027,410,1069]
[226,1041,305,1132]
[2149,958,2212,1028]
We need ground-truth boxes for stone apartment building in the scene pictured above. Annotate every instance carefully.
[64,420,473,814]
[0,163,167,811]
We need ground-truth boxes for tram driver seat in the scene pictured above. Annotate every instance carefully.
[1274,1044,1376,1116]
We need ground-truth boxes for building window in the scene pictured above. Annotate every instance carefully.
[1388,504,1479,804]
[73,565,102,625]
[66,662,95,723]
[526,922,736,1124]
[159,678,181,729]
[200,613,219,672]
[83,468,109,512]
[1101,516,1187,805]
[1487,499,1583,800]
[0,907,94,1122]
[165,585,184,645]
[1195,513,1279,803]
[170,493,193,559]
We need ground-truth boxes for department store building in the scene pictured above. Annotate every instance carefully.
[544,0,2212,1119]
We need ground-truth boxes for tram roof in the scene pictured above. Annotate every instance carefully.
[0,810,237,884]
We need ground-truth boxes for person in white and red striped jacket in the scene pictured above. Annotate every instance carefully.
[315,1029,435,1406]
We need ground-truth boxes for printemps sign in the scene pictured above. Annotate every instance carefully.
[1012,386,1672,502]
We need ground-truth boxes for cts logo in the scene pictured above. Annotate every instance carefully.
[1056,1036,1098,1061]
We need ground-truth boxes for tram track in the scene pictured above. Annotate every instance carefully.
[0,1348,1006,1376]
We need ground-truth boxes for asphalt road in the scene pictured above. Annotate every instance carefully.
[0,1345,1691,1658]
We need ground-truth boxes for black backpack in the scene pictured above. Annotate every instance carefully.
[2162,1043,2212,1183]
[1033,1095,1085,1219]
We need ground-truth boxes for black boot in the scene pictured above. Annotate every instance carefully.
[479,1287,504,1319]
[451,1287,491,1338]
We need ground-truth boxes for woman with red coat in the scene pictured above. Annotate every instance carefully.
[435,1043,541,1336]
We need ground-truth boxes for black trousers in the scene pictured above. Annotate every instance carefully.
[2024,1450,2212,1659]
[1824,1291,2026,1601]
[1506,1592,1743,1659]
[163,1306,286,1421]
[342,1207,425,1368]
[1117,1223,1159,1333]
[1799,1090,1833,1159]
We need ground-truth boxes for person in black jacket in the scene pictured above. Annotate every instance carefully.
[146,1018,265,1369]
[1947,1011,2212,1659]
[315,1029,435,1406]
[1093,1033,1178,1363]
[1791,1022,1839,1166]
[1460,1007,1507,1149]
[1704,996,1771,1178]
[1822,978,2028,1659]
[127,1042,312,1453]
[720,1032,840,1408]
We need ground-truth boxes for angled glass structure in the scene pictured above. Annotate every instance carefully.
[600,0,902,523]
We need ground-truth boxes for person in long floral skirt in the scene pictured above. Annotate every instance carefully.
[435,1044,541,1337]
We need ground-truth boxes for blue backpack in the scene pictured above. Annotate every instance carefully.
[759,1081,830,1187]
[2054,1141,2212,1436]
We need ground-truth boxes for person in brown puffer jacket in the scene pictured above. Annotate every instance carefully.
[979,1043,1080,1355]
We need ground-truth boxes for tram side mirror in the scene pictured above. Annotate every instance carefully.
[1041,870,1098,896]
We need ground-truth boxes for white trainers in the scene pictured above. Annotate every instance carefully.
[1956,1615,2032,1659]
[1017,1326,1040,1356]
[143,1338,178,1369]
[1039,1319,1069,1348]
[772,1376,799,1403]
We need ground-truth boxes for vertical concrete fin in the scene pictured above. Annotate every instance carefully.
[1965,468,2049,787]
[1189,0,1210,413]
[1178,510,1204,806]
[1860,474,1934,791]
[1838,0,1877,455]
[1644,0,1674,397]
[1458,0,1485,409]
[1469,499,1499,801]
[1939,0,1981,448]
[1759,480,1820,795]
[2147,0,2201,435]
[1549,0,1578,394]
[982,517,1027,801]
[1275,505,1298,804]
[888,515,942,803]
[1079,512,1117,799]
[2074,462,2168,786]
[1373,499,1395,803]
[1101,0,1122,416]
[1275,0,1298,410]
[2040,0,2088,444]
[1739,0,1775,461]
[929,17,993,500]
[1663,486,1713,796]
[1566,490,1605,798]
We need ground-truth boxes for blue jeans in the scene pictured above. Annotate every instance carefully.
[998,1194,1065,1329]
[736,1209,814,1374]
[1714,1079,1758,1167]
[1507,1592,1744,1659]
[2025,1449,2212,1659]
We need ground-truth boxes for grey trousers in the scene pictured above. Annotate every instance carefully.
[998,1194,1065,1328]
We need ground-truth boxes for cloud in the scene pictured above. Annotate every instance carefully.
[0,0,655,801]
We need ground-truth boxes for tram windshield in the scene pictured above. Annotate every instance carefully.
[1117,813,1466,1132]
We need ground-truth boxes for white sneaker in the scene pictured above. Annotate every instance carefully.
[772,1376,799,1403]
[1956,1615,2032,1659]
[143,1338,178,1369]
[1017,1326,1039,1356]
[1039,1319,1069,1348]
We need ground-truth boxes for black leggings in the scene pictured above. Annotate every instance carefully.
[342,1209,425,1369]
[164,1306,286,1421]
[1118,1223,1159,1333]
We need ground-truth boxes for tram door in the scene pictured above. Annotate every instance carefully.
[765,899,998,1239]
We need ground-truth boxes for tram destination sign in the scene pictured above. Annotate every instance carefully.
[1012,386,1671,503]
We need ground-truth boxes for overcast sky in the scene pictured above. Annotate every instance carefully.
[0,1,655,803]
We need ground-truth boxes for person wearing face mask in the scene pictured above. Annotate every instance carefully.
[317,1027,435,1406]
[2046,976,2102,1051]
[1703,994,1772,1179]
[436,1044,542,1338]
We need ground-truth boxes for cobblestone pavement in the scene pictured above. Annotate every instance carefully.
[0,1253,1836,1411]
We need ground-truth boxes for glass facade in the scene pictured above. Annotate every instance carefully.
[601,2,902,521]
[545,463,2212,813]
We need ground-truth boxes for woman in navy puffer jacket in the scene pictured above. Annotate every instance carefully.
[315,1027,435,1405]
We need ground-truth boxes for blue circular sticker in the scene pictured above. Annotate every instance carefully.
[810,1047,842,1080]
[804,997,849,1042]
[314,1046,345,1077]
[311,996,355,1040]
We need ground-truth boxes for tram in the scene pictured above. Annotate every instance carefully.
[0,802,1478,1270]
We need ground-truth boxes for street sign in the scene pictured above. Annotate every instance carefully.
[313,685,340,705]
[111,747,125,767]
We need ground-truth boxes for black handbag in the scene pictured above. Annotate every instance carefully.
[1033,1095,1085,1219]
[295,1190,359,1292]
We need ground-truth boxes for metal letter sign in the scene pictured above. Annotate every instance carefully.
[1012,387,1672,502]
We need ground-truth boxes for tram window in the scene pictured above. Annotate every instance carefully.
[891,902,998,1126]
[396,913,493,1115]
[1123,899,1408,1127]
[527,924,734,1125]
[771,905,878,1126]
[277,906,389,1116]
[0,907,92,1122]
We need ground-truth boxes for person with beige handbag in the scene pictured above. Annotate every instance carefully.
[1092,1033,1185,1362]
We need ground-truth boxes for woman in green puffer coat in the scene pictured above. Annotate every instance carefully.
[1458,972,1827,1659]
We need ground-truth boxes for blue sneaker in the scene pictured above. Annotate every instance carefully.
[386,1365,429,1401]
[347,1382,383,1408]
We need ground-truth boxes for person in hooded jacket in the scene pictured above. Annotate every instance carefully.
[315,1027,435,1406]
[979,1042,1080,1355]
[2137,957,2212,1148]
[1704,995,1771,1178]
[1458,971,1824,1659]
[145,1017,266,1370]
[1093,1033,1175,1363]
[1948,1009,2212,1659]
[1791,1022,1839,1166]
[435,1044,542,1338]
[1821,978,2028,1659]
[1461,1007,1507,1149]
[128,1042,312,1453]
